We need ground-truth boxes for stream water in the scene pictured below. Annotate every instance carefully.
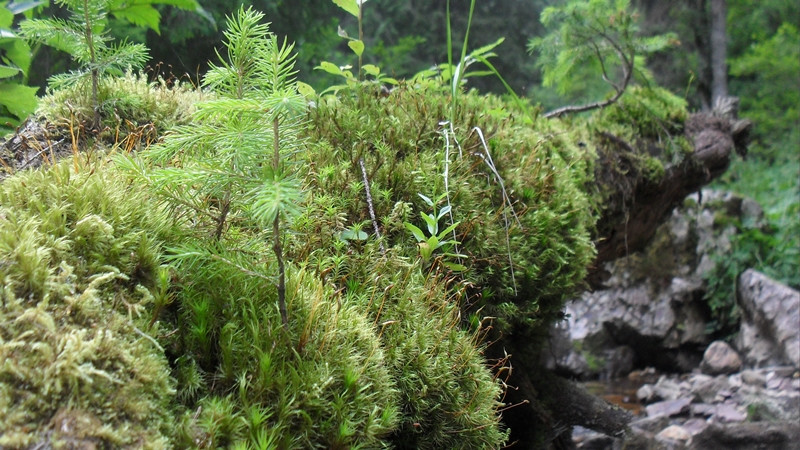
[582,369,662,416]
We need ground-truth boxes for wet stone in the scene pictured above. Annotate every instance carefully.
[636,384,655,403]
[740,369,766,387]
[701,340,742,375]
[691,403,716,417]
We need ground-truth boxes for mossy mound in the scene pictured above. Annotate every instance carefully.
[300,84,597,331]
[0,159,178,447]
[168,255,400,448]
[37,71,204,149]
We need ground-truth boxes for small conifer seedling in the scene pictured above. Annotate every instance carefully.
[21,0,150,128]
[135,6,306,329]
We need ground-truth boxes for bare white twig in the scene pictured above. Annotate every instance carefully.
[359,157,385,254]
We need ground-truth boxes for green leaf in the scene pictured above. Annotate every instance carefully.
[348,39,364,57]
[0,8,12,28]
[421,212,437,236]
[443,262,467,272]
[437,222,460,241]
[8,2,45,15]
[340,229,368,241]
[315,61,344,76]
[362,64,380,77]
[0,82,37,122]
[111,4,162,34]
[417,193,433,206]
[1,38,32,74]
[0,64,20,78]
[332,0,359,17]
[150,0,200,8]
[437,205,451,221]
[296,81,316,98]
[426,235,440,251]
[404,222,426,243]
[469,37,504,58]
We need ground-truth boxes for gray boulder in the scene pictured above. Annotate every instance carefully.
[545,190,757,378]
[736,269,800,368]
[689,422,800,450]
[700,340,742,375]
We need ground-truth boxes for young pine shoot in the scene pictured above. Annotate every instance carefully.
[135,6,306,329]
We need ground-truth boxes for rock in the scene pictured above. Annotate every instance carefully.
[701,341,742,375]
[740,369,766,387]
[637,384,656,403]
[766,376,786,390]
[713,402,747,423]
[689,421,800,450]
[645,397,692,418]
[691,375,731,403]
[682,418,709,436]
[736,269,800,368]
[652,377,684,401]
[572,426,615,450]
[656,425,691,444]
[544,190,756,379]
[630,415,671,434]
[690,403,716,417]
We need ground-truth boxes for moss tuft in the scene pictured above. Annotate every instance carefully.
[0,159,179,448]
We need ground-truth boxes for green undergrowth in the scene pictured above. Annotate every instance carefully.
[301,84,597,333]
[0,157,181,447]
[0,45,700,447]
[169,260,400,448]
[704,153,800,335]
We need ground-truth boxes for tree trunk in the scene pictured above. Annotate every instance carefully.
[709,0,728,104]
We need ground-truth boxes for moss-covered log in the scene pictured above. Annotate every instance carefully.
[0,75,749,448]
[589,99,751,287]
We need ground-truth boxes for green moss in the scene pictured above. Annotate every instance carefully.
[301,84,596,333]
[331,248,509,448]
[0,159,180,448]
[171,266,399,449]
[642,156,665,183]
[37,71,205,148]
[600,85,688,139]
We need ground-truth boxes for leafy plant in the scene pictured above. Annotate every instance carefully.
[404,192,465,271]
[707,155,800,336]
[314,0,398,95]
[106,0,209,35]
[729,22,799,156]
[131,6,306,328]
[0,1,40,133]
